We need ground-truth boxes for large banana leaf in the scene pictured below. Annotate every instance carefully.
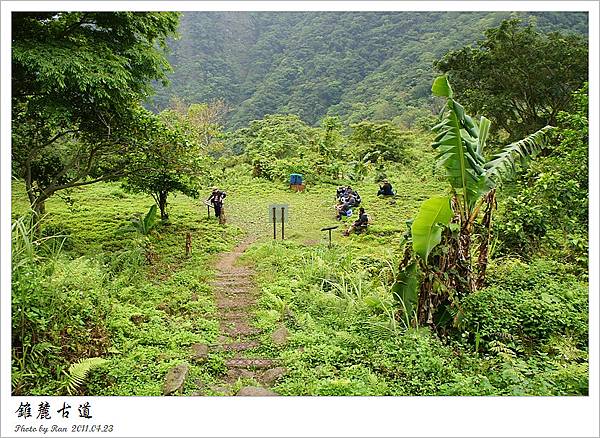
[411,196,453,264]
[431,76,491,211]
[485,125,554,184]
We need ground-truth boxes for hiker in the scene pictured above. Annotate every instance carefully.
[336,189,357,220]
[350,188,361,206]
[377,179,395,196]
[336,200,352,221]
[343,207,369,236]
[206,187,227,224]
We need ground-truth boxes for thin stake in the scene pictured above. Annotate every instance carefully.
[273,207,277,240]
[281,206,285,240]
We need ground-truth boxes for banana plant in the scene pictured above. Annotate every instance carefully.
[128,205,158,236]
[396,75,554,327]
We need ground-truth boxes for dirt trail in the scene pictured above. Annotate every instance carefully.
[207,236,284,395]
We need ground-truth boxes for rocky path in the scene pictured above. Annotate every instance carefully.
[207,237,286,396]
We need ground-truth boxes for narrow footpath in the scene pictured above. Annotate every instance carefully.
[207,236,286,396]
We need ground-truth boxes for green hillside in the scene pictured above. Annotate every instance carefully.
[150,11,588,128]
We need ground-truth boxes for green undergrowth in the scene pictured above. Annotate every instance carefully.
[12,181,243,395]
[11,142,589,395]
[241,239,589,396]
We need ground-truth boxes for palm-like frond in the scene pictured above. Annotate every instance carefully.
[431,78,491,212]
[66,357,108,395]
[142,204,158,233]
[477,116,491,155]
[484,125,554,184]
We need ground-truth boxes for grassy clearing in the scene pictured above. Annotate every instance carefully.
[10,139,588,395]
[12,181,243,395]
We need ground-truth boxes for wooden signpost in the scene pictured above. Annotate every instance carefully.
[268,204,289,240]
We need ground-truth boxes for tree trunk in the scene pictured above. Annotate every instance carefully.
[33,199,46,217]
[158,190,169,221]
[475,190,496,290]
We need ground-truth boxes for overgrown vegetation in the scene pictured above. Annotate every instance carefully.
[10,12,588,397]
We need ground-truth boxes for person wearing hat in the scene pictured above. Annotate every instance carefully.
[377,179,395,196]
[206,187,227,224]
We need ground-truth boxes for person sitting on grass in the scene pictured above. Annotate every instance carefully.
[343,207,369,236]
[206,187,227,224]
[377,179,395,196]
[348,186,361,206]
[336,200,353,221]
[336,189,357,220]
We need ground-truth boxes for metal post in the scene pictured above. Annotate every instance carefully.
[207,205,210,218]
[281,207,285,240]
[273,207,277,240]
[328,229,332,248]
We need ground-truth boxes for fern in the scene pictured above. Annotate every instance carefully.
[65,357,108,395]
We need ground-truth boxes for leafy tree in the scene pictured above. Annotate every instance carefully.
[122,99,230,221]
[234,114,320,180]
[495,84,589,268]
[121,115,202,221]
[319,116,345,158]
[395,75,553,327]
[435,18,587,142]
[349,121,415,162]
[11,12,180,216]
[165,98,229,156]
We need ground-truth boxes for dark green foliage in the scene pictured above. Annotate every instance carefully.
[128,205,159,236]
[121,108,206,221]
[435,18,588,141]
[151,12,586,129]
[495,85,589,267]
[231,114,327,182]
[12,12,180,214]
[11,216,112,395]
[349,121,415,163]
[458,259,588,354]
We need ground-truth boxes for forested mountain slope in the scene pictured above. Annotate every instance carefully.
[150,11,587,128]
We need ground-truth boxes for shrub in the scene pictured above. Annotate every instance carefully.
[458,258,588,353]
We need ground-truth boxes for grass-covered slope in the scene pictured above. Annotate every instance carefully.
[11,139,588,395]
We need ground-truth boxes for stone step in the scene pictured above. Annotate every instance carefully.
[220,321,261,337]
[215,340,260,352]
[218,310,253,321]
[211,281,254,289]
[216,299,254,310]
[217,288,256,296]
[225,358,277,369]
[215,270,251,278]
[236,386,278,396]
